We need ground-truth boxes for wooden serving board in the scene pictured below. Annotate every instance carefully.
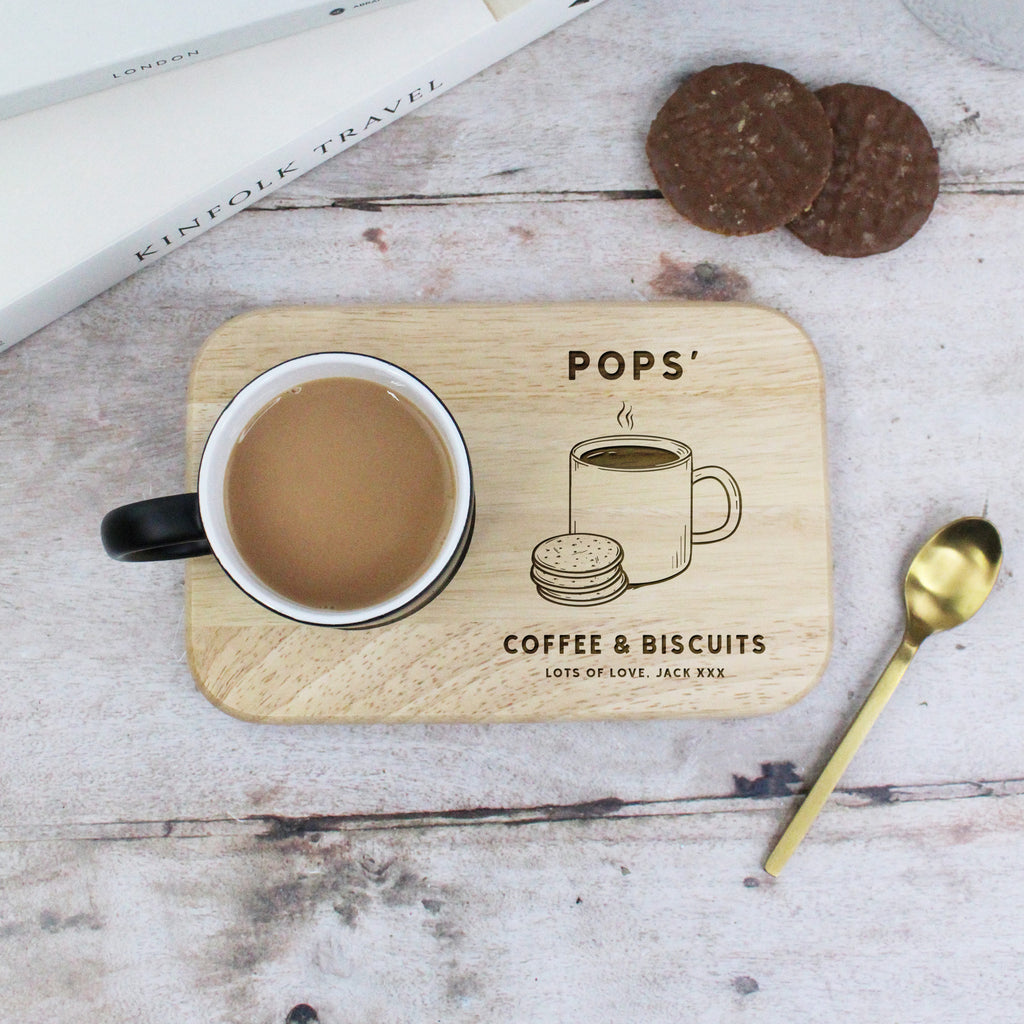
[185,303,831,723]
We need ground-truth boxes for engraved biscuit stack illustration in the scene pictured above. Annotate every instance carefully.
[530,533,628,606]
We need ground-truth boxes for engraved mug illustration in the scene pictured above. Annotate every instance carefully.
[569,435,741,587]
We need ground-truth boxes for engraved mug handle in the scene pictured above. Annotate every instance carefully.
[691,466,742,545]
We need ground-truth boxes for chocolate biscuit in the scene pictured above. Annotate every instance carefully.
[646,63,833,236]
[787,84,939,257]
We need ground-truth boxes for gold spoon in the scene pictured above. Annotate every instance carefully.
[764,516,1002,876]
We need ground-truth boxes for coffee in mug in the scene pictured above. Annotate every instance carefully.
[101,353,474,628]
[225,376,456,611]
[576,442,681,471]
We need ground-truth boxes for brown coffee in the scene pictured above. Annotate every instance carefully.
[224,376,456,611]
[579,444,680,470]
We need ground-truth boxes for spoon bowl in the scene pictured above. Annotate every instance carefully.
[765,516,1002,875]
[905,517,1003,643]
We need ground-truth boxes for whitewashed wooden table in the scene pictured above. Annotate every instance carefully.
[3,1,1022,1020]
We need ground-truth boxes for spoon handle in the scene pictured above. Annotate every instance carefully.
[764,634,919,876]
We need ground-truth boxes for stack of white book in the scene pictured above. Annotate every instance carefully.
[0,0,608,352]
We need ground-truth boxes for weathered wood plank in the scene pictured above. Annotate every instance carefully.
[2,190,1019,831]
[3,792,1023,1022]
[261,0,1024,209]
[4,776,1022,843]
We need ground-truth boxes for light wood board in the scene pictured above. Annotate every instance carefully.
[185,303,831,722]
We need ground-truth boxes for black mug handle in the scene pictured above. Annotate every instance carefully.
[101,493,212,561]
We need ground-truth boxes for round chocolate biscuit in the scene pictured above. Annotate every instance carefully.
[646,62,833,236]
[787,84,939,257]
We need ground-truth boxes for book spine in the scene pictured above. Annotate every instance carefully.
[0,0,416,121]
[0,0,607,353]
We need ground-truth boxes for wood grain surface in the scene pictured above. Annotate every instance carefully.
[2,0,1023,1020]
[185,303,830,722]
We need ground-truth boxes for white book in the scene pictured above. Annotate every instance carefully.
[0,0,607,353]
[0,0,417,120]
